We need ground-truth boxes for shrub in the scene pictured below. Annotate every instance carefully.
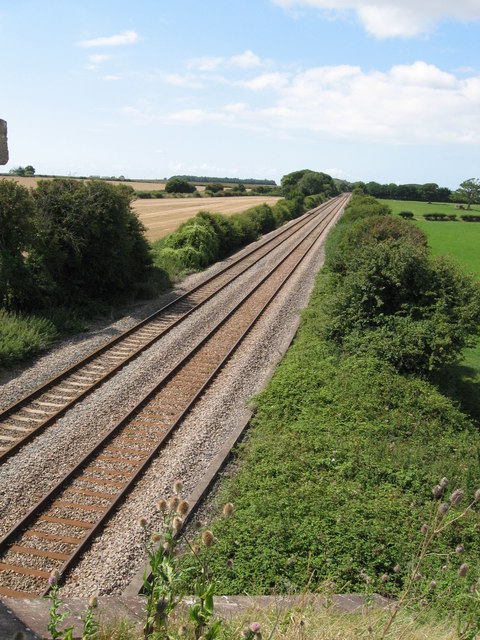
[30,179,152,304]
[165,218,220,268]
[321,239,480,374]
[461,215,480,222]
[399,211,414,219]
[326,215,427,275]
[0,309,57,366]
[423,213,449,221]
[165,178,196,194]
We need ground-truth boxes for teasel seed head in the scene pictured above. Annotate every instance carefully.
[450,489,464,506]
[202,530,214,547]
[177,499,190,516]
[223,502,234,517]
[173,480,183,495]
[438,502,450,515]
[456,544,465,555]
[157,498,168,512]
[168,496,180,511]
[172,516,183,533]
[459,563,468,577]
[432,485,443,499]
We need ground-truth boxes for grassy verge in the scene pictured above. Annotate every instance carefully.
[176,195,480,635]
[0,309,58,367]
[94,604,461,640]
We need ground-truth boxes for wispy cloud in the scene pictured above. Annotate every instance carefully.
[272,0,480,38]
[78,30,139,48]
[230,50,261,68]
[188,50,263,71]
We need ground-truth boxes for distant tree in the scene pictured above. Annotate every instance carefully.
[24,165,35,176]
[207,183,224,193]
[454,178,480,210]
[165,178,196,194]
[281,170,338,199]
[9,166,26,176]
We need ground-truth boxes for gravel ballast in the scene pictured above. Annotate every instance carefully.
[0,206,344,596]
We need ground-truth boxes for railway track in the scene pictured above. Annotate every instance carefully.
[0,194,348,598]
[0,200,340,464]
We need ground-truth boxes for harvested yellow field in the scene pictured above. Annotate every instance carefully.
[133,196,281,241]
[0,175,169,191]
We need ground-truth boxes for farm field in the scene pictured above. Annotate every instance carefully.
[381,199,480,276]
[133,195,281,240]
[381,198,480,422]
[0,174,170,191]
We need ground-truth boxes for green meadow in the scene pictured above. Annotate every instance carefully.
[381,199,480,423]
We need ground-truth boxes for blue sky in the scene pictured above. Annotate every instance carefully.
[1,0,479,187]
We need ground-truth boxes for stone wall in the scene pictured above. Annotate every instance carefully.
[0,119,8,165]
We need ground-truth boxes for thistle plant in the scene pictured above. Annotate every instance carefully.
[140,480,233,639]
[45,570,99,640]
[380,478,480,639]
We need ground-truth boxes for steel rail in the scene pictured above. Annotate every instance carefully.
[0,195,348,598]
[0,200,339,463]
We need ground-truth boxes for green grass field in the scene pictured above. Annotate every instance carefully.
[381,199,480,423]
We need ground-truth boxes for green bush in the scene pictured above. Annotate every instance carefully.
[461,215,480,222]
[29,179,152,305]
[164,219,220,268]
[0,309,57,366]
[165,178,196,194]
[0,179,35,310]
[399,211,414,219]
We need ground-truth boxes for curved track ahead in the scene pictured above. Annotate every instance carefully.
[0,195,349,598]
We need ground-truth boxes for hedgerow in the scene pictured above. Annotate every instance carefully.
[192,191,480,616]
[151,196,317,280]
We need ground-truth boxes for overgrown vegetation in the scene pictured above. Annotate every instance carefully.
[151,195,314,281]
[0,172,333,367]
[192,192,480,627]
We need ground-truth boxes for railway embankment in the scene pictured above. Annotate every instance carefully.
[193,192,480,624]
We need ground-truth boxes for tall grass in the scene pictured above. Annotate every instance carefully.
[0,309,57,367]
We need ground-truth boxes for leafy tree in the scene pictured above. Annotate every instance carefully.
[30,179,151,303]
[24,165,35,176]
[0,180,35,309]
[281,169,338,199]
[206,183,224,193]
[165,178,196,194]
[454,178,480,210]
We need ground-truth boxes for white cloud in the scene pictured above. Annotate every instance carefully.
[188,56,224,71]
[78,30,139,48]
[239,72,290,91]
[188,50,263,72]
[272,0,480,37]
[162,61,480,145]
[89,54,112,64]
[229,50,261,69]
[159,72,204,89]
